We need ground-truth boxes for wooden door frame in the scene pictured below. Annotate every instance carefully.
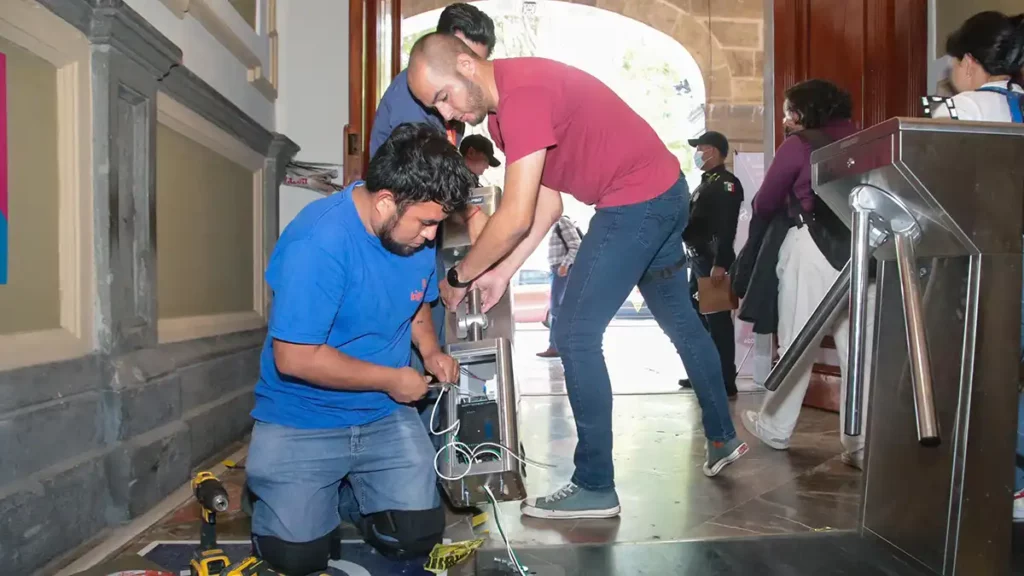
[344,0,402,184]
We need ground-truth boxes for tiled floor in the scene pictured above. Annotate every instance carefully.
[99,322,863,574]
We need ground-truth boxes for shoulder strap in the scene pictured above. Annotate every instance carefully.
[976,84,1024,123]
[795,128,836,151]
[789,129,838,216]
[554,219,570,250]
[922,95,960,119]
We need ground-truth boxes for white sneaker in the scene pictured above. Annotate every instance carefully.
[740,410,790,450]
[1014,489,1024,523]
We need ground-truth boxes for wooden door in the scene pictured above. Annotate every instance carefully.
[773,0,928,149]
[343,0,402,184]
[773,0,927,411]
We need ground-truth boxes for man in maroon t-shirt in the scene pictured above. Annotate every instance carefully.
[407,33,747,520]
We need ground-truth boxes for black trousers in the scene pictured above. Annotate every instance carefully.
[688,254,738,396]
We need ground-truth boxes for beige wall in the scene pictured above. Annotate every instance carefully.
[156,124,254,319]
[935,0,1022,55]
[230,0,258,30]
[0,36,60,335]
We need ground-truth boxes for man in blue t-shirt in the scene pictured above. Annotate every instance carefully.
[245,123,475,575]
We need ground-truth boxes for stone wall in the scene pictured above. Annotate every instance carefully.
[403,0,766,151]
[0,1,298,574]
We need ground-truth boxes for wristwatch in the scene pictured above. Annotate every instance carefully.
[446,266,473,288]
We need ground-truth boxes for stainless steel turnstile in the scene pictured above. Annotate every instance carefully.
[760,118,1024,574]
[435,186,527,507]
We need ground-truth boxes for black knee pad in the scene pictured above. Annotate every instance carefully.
[252,532,331,576]
[360,506,445,560]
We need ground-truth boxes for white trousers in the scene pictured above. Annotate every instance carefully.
[758,226,876,454]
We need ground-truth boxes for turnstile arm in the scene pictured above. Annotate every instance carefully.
[762,262,851,393]
[845,207,873,436]
[894,231,940,446]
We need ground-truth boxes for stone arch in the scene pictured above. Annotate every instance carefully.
[402,0,766,106]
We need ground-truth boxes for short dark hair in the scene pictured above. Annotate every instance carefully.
[366,123,475,214]
[436,3,496,57]
[945,11,1024,84]
[784,79,853,130]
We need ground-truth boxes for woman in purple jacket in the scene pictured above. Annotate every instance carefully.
[739,80,874,470]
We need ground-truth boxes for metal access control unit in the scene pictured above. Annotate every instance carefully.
[436,186,527,508]
[761,117,1024,574]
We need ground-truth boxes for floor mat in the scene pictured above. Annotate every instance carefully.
[137,541,447,576]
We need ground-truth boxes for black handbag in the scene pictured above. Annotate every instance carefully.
[793,130,849,272]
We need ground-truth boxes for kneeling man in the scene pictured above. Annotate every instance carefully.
[245,123,475,575]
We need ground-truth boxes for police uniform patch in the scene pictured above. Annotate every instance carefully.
[724,182,735,193]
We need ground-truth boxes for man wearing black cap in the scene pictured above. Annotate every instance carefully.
[459,134,502,185]
[680,131,744,398]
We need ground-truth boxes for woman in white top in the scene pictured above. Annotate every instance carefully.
[931,10,1024,523]
[931,11,1023,122]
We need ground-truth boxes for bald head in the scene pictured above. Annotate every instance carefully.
[408,32,493,126]
[410,32,480,75]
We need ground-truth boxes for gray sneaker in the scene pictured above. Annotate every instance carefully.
[520,482,621,519]
[703,438,749,477]
[740,410,790,450]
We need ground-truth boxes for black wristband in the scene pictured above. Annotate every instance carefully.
[446,266,472,288]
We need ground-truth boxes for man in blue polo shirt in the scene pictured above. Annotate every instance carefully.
[368,3,494,159]
[245,124,475,576]
[369,2,496,446]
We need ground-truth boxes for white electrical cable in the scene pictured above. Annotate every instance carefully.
[484,484,527,575]
[429,383,554,481]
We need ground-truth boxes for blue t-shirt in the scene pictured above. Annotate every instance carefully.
[252,183,439,429]
[369,69,463,159]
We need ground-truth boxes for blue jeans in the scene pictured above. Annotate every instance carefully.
[1017,254,1024,492]
[553,175,735,491]
[549,264,570,349]
[246,407,440,543]
[1017,393,1024,493]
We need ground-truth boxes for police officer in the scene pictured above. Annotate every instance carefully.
[679,131,743,398]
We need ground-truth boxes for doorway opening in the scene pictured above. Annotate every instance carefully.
[404,0,707,396]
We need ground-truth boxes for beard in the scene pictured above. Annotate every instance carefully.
[378,213,423,256]
[460,76,489,126]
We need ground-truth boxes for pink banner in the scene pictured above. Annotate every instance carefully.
[0,51,7,285]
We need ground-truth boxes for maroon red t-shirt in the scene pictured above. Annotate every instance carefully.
[486,58,681,208]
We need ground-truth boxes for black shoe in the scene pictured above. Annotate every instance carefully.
[680,378,738,399]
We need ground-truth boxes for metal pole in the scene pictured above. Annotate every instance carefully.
[845,208,873,437]
[466,289,483,341]
[894,230,941,446]
[763,261,852,392]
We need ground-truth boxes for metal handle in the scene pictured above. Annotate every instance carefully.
[763,261,851,392]
[844,207,873,436]
[466,289,484,341]
[894,230,941,446]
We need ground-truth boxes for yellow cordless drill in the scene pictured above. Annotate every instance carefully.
[190,471,231,576]
[220,556,283,575]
